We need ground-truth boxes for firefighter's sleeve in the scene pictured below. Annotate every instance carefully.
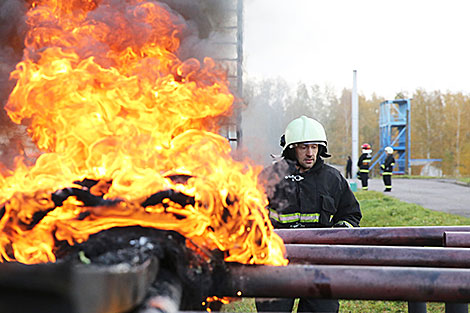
[332,178,362,227]
[258,162,285,201]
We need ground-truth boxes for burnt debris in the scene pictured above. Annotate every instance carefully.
[59,226,226,312]
[0,176,229,313]
[0,225,227,313]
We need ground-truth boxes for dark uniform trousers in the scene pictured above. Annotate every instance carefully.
[360,172,369,190]
[383,173,392,191]
[256,298,339,313]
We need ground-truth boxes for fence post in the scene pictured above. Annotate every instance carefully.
[408,302,427,313]
[445,303,468,313]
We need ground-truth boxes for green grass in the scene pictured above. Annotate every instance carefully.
[458,177,470,185]
[356,191,470,227]
[393,175,437,179]
[221,191,470,313]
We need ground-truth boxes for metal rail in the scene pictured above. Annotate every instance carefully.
[285,244,470,268]
[444,232,470,247]
[218,263,470,303]
[276,226,470,246]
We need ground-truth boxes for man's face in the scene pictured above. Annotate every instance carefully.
[294,143,319,172]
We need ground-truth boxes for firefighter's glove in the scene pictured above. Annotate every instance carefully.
[333,221,354,228]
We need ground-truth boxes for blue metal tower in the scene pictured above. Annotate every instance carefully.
[370,99,411,174]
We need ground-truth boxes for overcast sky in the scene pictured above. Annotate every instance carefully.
[243,0,470,99]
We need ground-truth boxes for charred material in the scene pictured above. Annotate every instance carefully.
[141,190,195,209]
[57,179,195,211]
[0,226,227,313]
[276,226,470,246]
[58,227,226,312]
[138,269,183,313]
[0,176,233,313]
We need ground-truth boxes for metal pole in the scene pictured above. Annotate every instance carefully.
[445,303,468,313]
[408,302,427,313]
[352,70,359,177]
[285,244,470,268]
[218,264,470,302]
[275,226,470,246]
[444,232,470,247]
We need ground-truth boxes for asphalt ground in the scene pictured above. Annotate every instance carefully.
[349,177,470,218]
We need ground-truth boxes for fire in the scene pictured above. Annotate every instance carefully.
[0,0,287,266]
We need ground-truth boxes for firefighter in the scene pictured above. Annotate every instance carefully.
[357,143,372,190]
[381,146,395,192]
[256,115,362,313]
[345,155,352,178]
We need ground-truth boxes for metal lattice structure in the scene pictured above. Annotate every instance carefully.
[371,99,411,174]
[210,0,244,150]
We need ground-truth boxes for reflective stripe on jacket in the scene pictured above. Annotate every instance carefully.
[358,153,372,172]
[269,209,331,224]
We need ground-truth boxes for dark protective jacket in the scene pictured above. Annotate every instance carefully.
[357,152,372,174]
[259,158,362,229]
[346,158,352,171]
[381,155,395,174]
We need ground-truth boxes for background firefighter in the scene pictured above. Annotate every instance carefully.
[256,115,362,313]
[357,143,372,190]
[345,155,352,178]
[381,146,395,192]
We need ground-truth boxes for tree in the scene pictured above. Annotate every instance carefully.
[442,92,470,176]
[410,89,445,172]
[325,88,351,165]
[284,82,330,123]
[358,94,380,158]
[284,82,313,122]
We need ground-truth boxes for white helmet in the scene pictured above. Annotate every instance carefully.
[283,115,327,149]
[282,115,330,158]
[385,146,394,154]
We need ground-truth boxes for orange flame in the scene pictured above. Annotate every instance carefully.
[0,0,287,266]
